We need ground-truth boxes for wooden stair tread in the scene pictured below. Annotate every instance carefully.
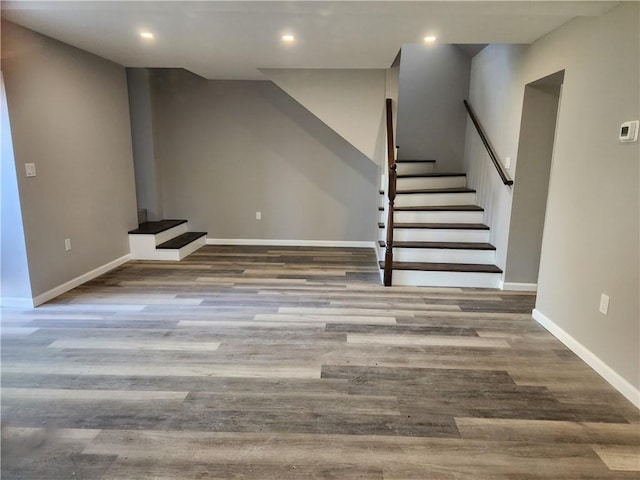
[379,261,502,274]
[397,173,466,178]
[378,222,489,230]
[379,240,495,250]
[129,219,187,235]
[378,205,483,212]
[397,187,475,194]
[395,159,436,163]
[380,187,475,195]
[157,232,206,249]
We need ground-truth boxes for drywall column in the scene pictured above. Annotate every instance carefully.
[385,64,400,148]
[396,44,471,172]
[127,68,163,221]
[1,74,33,307]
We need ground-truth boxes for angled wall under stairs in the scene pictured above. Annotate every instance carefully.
[378,159,502,288]
[260,68,387,165]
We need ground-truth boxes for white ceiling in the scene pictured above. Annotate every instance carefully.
[2,1,618,80]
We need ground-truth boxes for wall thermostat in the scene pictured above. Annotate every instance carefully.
[619,120,639,142]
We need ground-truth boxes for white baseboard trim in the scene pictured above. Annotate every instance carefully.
[532,308,640,409]
[374,240,385,283]
[206,238,376,249]
[32,254,132,307]
[501,281,537,292]
[0,297,35,309]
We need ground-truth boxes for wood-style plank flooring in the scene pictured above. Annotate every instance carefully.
[1,245,639,479]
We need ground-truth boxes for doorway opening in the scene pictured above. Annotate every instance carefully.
[504,70,564,289]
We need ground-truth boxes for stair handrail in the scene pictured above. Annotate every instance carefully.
[383,98,396,286]
[463,100,514,187]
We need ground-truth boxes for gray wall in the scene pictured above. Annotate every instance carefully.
[385,65,400,148]
[504,81,561,283]
[1,74,32,304]
[149,70,378,241]
[261,69,387,166]
[396,44,471,172]
[127,68,163,221]
[1,21,137,299]
[464,3,639,391]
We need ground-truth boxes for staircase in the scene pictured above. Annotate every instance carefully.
[378,159,502,288]
[128,220,206,261]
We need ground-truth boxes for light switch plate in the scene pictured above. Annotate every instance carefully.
[599,294,609,315]
[25,163,36,177]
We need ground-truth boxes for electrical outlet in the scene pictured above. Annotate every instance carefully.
[256,211,262,220]
[505,157,512,169]
[599,293,609,315]
[64,238,72,251]
[25,163,36,177]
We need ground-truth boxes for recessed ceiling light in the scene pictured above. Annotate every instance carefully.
[424,35,437,43]
[281,34,295,43]
[140,32,154,40]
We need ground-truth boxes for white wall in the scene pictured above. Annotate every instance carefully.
[1,74,32,307]
[149,71,378,243]
[1,21,138,301]
[261,69,387,165]
[463,44,525,273]
[464,3,639,398]
[396,44,471,172]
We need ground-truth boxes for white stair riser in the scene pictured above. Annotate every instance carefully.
[151,235,207,261]
[129,223,189,258]
[388,228,490,243]
[155,223,189,245]
[128,222,209,261]
[397,176,466,190]
[378,246,496,264]
[379,210,484,224]
[396,163,435,175]
[395,192,476,207]
[388,270,502,288]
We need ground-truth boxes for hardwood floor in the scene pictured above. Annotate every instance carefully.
[1,245,638,479]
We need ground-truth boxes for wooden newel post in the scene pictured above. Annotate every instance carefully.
[383,98,396,287]
[383,164,396,286]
